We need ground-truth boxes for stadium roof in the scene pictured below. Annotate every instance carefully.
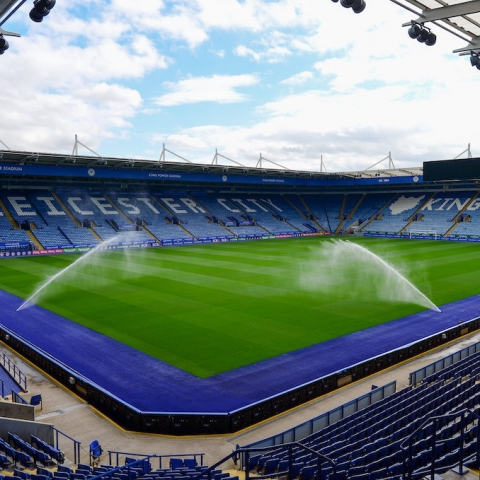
[0,149,424,180]
[392,0,480,55]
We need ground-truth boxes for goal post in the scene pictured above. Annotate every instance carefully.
[409,229,438,240]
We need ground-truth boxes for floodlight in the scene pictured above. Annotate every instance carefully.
[425,32,436,46]
[408,23,436,48]
[29,0,56,23]
[338,0,365,12]
[408,24,421,39]
[0,36,9,55]
[352,0,366,13]
[417,29,430,43]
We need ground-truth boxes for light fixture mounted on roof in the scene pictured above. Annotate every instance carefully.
[0,0,56,55]
[470,53,480,70]
[0,35,9,54]
[332,0,366,14]
[407,22,437,46]
[29,0,56,22]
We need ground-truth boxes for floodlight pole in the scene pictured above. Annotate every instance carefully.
[454,143,472,159]
[158,143,194,164]
[256,153,290,170]
[320,155,327,173]
[72,134,102,157]
[211,149,246,167]
[364,151,395,171]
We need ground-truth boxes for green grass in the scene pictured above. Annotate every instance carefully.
[1,236,480,378]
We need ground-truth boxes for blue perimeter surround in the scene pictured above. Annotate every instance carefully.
[1,289,479,414]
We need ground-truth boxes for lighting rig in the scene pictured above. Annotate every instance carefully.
[0,0,55,54]
[407,22,437,46]
[331,0,366,14]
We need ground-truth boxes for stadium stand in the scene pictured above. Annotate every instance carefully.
[8,186,480,246]
[221,194,304,235]
[300,194,344,234]
[0,339,478,480]
[152,193,233,240]
[347,193,398,235]
[282,194,326,232]
[241,348,480,480]
[362,193,428,235]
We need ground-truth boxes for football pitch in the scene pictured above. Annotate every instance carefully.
[1,236,479,378]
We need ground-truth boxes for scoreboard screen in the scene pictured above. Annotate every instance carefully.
[423,158,480,182]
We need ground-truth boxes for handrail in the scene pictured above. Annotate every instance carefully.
[0,350,27,391]
[409,341,480,386]
[204,443,337,480]
[246,381,396,448]
[51,425,81,464]
[11,390,28,404]
[400,408,480,480]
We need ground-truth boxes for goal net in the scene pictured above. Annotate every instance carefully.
[409,229,438,240]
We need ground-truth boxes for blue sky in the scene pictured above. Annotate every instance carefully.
[0,0,478,172]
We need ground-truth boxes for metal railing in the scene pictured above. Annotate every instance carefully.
[0,349,27,391]
[410,340,480,386]
[52,426,81,464]
[11,389,28,404]
[401,408,480,480]
[247,381,396,448]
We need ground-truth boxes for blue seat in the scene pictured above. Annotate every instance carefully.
[30,395,42,409]
[31,475,50,480]
[53,473,69,479]
[263,458,280,475]
[0,453,11,469]
[70,475,86,480]
[36,467,53,478]
[15,451,33,469]
[301,465,317,480]
[247,454,261,472]
[77,465,92,473]
[57,466,73,474]
[183,459,196,470]
[34,450,51,467]
[89,440,103,466]
[169,459,183,470]
[14,469,31,480]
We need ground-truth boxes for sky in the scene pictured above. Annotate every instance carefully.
[0,0,478,174]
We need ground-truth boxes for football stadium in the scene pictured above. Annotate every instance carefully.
[0,147,480,479]
[4,0,480,479]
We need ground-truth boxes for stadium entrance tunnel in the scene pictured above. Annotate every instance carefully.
[1,318,479,435]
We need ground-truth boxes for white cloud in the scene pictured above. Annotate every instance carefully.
[154,74,260,106]
[281,71,314,86]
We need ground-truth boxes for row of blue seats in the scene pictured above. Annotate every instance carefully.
[31,436,65,464]
[249,369,480,479]
[8,433,51,467]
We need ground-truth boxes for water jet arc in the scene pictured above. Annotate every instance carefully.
[16,235,122,312]
[346,240,441,313]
